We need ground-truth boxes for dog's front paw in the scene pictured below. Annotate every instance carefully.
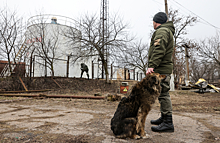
[133,135,141,140]
[141,133,150,139]
[138,129,146,137]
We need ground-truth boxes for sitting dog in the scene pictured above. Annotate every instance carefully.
[110,73,164,139]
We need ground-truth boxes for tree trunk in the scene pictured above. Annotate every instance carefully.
[103,60,109,83]
[143,68,147,77]
[7,53,12,73]
[51,64,54,77]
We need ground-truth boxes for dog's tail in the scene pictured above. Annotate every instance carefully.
[111,123,122,135]
[115,118,137,139]
[116,134,128,139]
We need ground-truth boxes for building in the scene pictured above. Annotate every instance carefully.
[0,60,25,77]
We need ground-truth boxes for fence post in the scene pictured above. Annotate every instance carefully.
[133,68,135,80]
[45,58,47,77]
[137,72,138,81]
[33,55,35,77]
[124,67,126,80]
[102,62,104,79]
[111,63,113,80]
[92,61,94,79]
[128,70,130,80]
[66,55,70,77]
[30,55,32,78]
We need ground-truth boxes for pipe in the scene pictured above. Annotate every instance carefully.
[0,94,39,97]
[0,89,51,93]
[47,95,105,99]
[0,94,105,100]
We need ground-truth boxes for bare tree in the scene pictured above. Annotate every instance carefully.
[115,40,149,75]
[173,52,186,83]
[169,9,197,48]
[197,34,220,79]
[198,34,220,65]
[168,8,198,82]
[184,39,219,83]
[64,14,133,82]
[190,58,218,83]
[0,7,24,75]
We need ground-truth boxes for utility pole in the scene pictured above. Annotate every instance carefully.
[164,0,175,90]
[183,44,190,86]
[218,43,220,80]
[164,0,169,18]
[99,0,109,81]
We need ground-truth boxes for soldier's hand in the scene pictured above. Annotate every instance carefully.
[146,68,154,75]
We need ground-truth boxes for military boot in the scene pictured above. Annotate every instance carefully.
[150,113,164,125]
[151,114,174,132]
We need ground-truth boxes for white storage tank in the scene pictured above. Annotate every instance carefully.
[25,14,97,78]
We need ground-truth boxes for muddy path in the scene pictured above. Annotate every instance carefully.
[0,78,219,142]
[0,93,219,143]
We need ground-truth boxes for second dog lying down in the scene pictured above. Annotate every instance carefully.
[110,73,164,139]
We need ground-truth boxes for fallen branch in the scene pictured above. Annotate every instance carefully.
[19,77,28,91]
[51,78,62,88]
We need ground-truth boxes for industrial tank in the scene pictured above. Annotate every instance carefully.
[25,14,96,78]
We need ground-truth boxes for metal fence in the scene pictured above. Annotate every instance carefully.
[91,61,145,81]
[0,59,145,81]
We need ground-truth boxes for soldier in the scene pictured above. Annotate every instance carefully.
[80,63,89,79]
[146,12,175,132]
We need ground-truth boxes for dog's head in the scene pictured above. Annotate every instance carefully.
[142,73,165,93]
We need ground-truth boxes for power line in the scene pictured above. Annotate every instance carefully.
[151,0,163,5]
[169,0,192,16]
[170,0,220,31]
[151,0,220,33]
[151,0,163,11]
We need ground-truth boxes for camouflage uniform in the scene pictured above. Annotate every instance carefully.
[80,63,89,79]
[148,21,175,115]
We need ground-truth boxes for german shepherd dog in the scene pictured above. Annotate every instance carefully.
[111,73,164,139]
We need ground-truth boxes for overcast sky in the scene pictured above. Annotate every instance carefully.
[3,0,220,42]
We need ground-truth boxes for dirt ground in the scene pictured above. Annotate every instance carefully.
[0,77,219,143]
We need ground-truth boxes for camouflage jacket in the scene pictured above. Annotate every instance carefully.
[148,21,175,74]
[81,63,88,71]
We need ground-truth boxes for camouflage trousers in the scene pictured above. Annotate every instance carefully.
[81,69,89,79]
[158,74,173,115]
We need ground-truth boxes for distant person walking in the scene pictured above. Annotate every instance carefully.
[146,12,175,132]
[80,63,89,79]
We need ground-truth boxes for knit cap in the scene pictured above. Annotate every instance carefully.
[153,12,168,24]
